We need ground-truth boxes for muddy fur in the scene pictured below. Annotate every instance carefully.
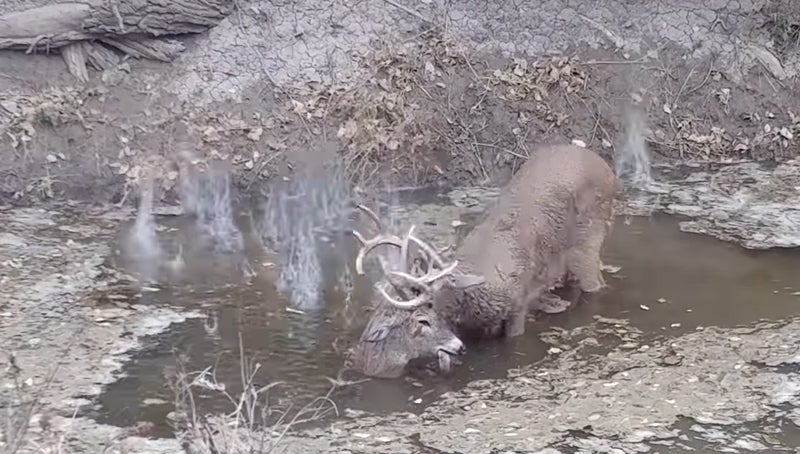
[441,143,619,337]
[344,303,465,378]
[347,144,619,377]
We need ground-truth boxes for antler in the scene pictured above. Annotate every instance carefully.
[374,281,429,309]
[350,204,459,309]
[351,204,404,275]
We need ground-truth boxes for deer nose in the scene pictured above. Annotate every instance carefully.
[445,337,467,356]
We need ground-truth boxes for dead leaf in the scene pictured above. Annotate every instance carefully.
[290,99,305,115]
[601,264,621,274]
[116,163,130,175]
[247,127,263,141]
[202,126,221,143]
[337,119,358,140]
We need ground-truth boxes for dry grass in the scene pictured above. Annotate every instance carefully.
[762,0,800,55]
[312,30,594,188]
[1,353,77,454]
[171,335,343,454]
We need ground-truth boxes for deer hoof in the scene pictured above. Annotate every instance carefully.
[538,296,572,314]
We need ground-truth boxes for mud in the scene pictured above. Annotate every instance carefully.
[274,317,800,453]
[1,0,800,453]
[0,205,203,453]
[622,159,800,249]
[1,1,800,204]
[3,185,796,453]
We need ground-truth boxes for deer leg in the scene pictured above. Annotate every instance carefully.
[567,238,606,293]
[506,280,545,338]
[505,295,528,338]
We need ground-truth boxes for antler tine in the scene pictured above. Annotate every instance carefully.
[353,234,404,275]
[399,224,416,274]
[421,259,459,283]
[393,258,459,285]
[386,270,432,293]
[351,203,405,275]
[356,204,383,230]
[375,281,429,309]
[403,233,460,284]
[407,234,448,269]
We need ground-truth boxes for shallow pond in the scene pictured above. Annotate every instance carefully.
[93,186,800,440]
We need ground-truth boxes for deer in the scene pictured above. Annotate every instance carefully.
[343,143,620,378]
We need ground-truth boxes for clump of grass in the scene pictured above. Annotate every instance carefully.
[762,0,800,54]
[1,353,76,454]
[171,335,343,454]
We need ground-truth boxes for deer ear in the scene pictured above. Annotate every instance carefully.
[451,273,485,289]
[361,312,404,342]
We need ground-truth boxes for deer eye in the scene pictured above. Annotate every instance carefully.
[418,319,431,327]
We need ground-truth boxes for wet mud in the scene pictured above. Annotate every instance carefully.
[3,183,798,452]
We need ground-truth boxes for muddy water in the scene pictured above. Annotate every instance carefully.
[94,189,800,438]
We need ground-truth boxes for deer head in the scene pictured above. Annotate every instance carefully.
[343,205,471,378]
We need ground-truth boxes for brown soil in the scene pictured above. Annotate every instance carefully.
[1,1,799,207]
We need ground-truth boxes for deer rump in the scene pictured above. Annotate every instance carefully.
[345,144,619,378]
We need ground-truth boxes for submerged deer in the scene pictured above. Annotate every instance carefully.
[344,144,619,378]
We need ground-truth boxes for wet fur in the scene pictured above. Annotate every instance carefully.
[347,143,619,377]
[445,143,618,337]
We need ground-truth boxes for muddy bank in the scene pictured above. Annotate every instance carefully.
[0,0,799,206]
[274,316,800,453]
[621,159,800,249]
[1,1,800,452]
[2,187,800,452]
[0,205,202,453]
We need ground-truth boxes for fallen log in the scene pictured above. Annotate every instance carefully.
[0,0,233,82]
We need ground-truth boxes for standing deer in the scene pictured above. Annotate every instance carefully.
[344,144,620,378]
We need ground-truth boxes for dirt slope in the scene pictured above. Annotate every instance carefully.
[0,0,798,206]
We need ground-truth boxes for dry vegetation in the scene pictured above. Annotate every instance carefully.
[2,339,346,454]
[1,1,800,452]
[2,21,800,203]
[170,337,343,454]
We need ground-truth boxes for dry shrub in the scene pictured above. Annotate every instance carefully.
[1,88,91,149]
[171,337,340,454]
[762,0,800,54]
[488,56,588,102]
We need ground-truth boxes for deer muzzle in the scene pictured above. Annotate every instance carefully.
[437,337,467,373]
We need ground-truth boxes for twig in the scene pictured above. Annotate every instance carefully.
[579,59,646,65]
[686,59,715,96]
[379,0,434,25]
[474,142,527,159]
[671,63,698,107]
